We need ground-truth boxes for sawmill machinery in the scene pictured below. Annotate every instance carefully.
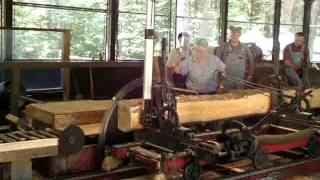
[96,39,320,179]
[95,1,320,179]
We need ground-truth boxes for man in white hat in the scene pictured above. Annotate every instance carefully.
[172,38,226,94]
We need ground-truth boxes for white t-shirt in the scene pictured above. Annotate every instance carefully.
[179,54,226,93]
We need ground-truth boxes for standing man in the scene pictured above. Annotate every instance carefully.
[283,32,310,87]
[173,38,226,94]
[166,32,192,88]
[216,27,255,89]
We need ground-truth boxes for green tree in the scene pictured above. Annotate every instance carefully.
[14,0,107,59]
[118,0,171,59]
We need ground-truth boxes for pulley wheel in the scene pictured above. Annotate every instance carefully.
[59,124,85,156]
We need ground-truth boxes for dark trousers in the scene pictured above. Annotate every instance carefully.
[172,73,186,89]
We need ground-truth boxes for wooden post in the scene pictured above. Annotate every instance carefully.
[62,30,71,60]
[62,67,71,101]
[10,67,21,115]
[89,67,95,99]
[62,30,71,100]
[0,139,58,180]
[272,0,282,108]
[303,0,315,86]
[108,0,119,61]
[219,0,228,44]
[2,0,13,61]
[272,0,281,75]
[303,0,315,48]
[10,159,32,180]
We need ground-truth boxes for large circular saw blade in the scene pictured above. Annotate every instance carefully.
[58,124,85,156]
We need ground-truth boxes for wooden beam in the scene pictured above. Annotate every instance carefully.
[62,30,71,100]
[0,139,58,163]
[62,67,71,100]
[25,88,320,134]
[26,100,111,130]
[62,29,71,61]
[0,27,68,32]
[0,61,144,69]
[118,89,271,132]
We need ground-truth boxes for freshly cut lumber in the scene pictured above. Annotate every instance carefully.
[26,100,111,130]
[78,123,102,136]
[0,139,58,163]
[56,123,102,136]
[118,89,271,132]
[24,88,320,134]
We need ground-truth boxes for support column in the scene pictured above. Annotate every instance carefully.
[143,0,155,121]
[272,0,282,107]
[108,0,119,61]
[303,0,315,48]
[10,159,32,180]
[272,0,281,76]
[219,0,228,44]
[2,0,13,61]
[62,30,71,100]
[303,0,315,86]
[10,67,20,115]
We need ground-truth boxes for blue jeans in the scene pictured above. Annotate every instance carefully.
[284,67,303,86]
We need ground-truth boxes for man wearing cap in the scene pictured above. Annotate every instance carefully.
[172,38,226,94]
[216,27,255,89]
[166,32,192,88]
[283,32,310,86]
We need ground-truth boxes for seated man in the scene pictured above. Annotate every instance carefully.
[283,32,310,87]
[172,38,226,94]
[166,32,192,88]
